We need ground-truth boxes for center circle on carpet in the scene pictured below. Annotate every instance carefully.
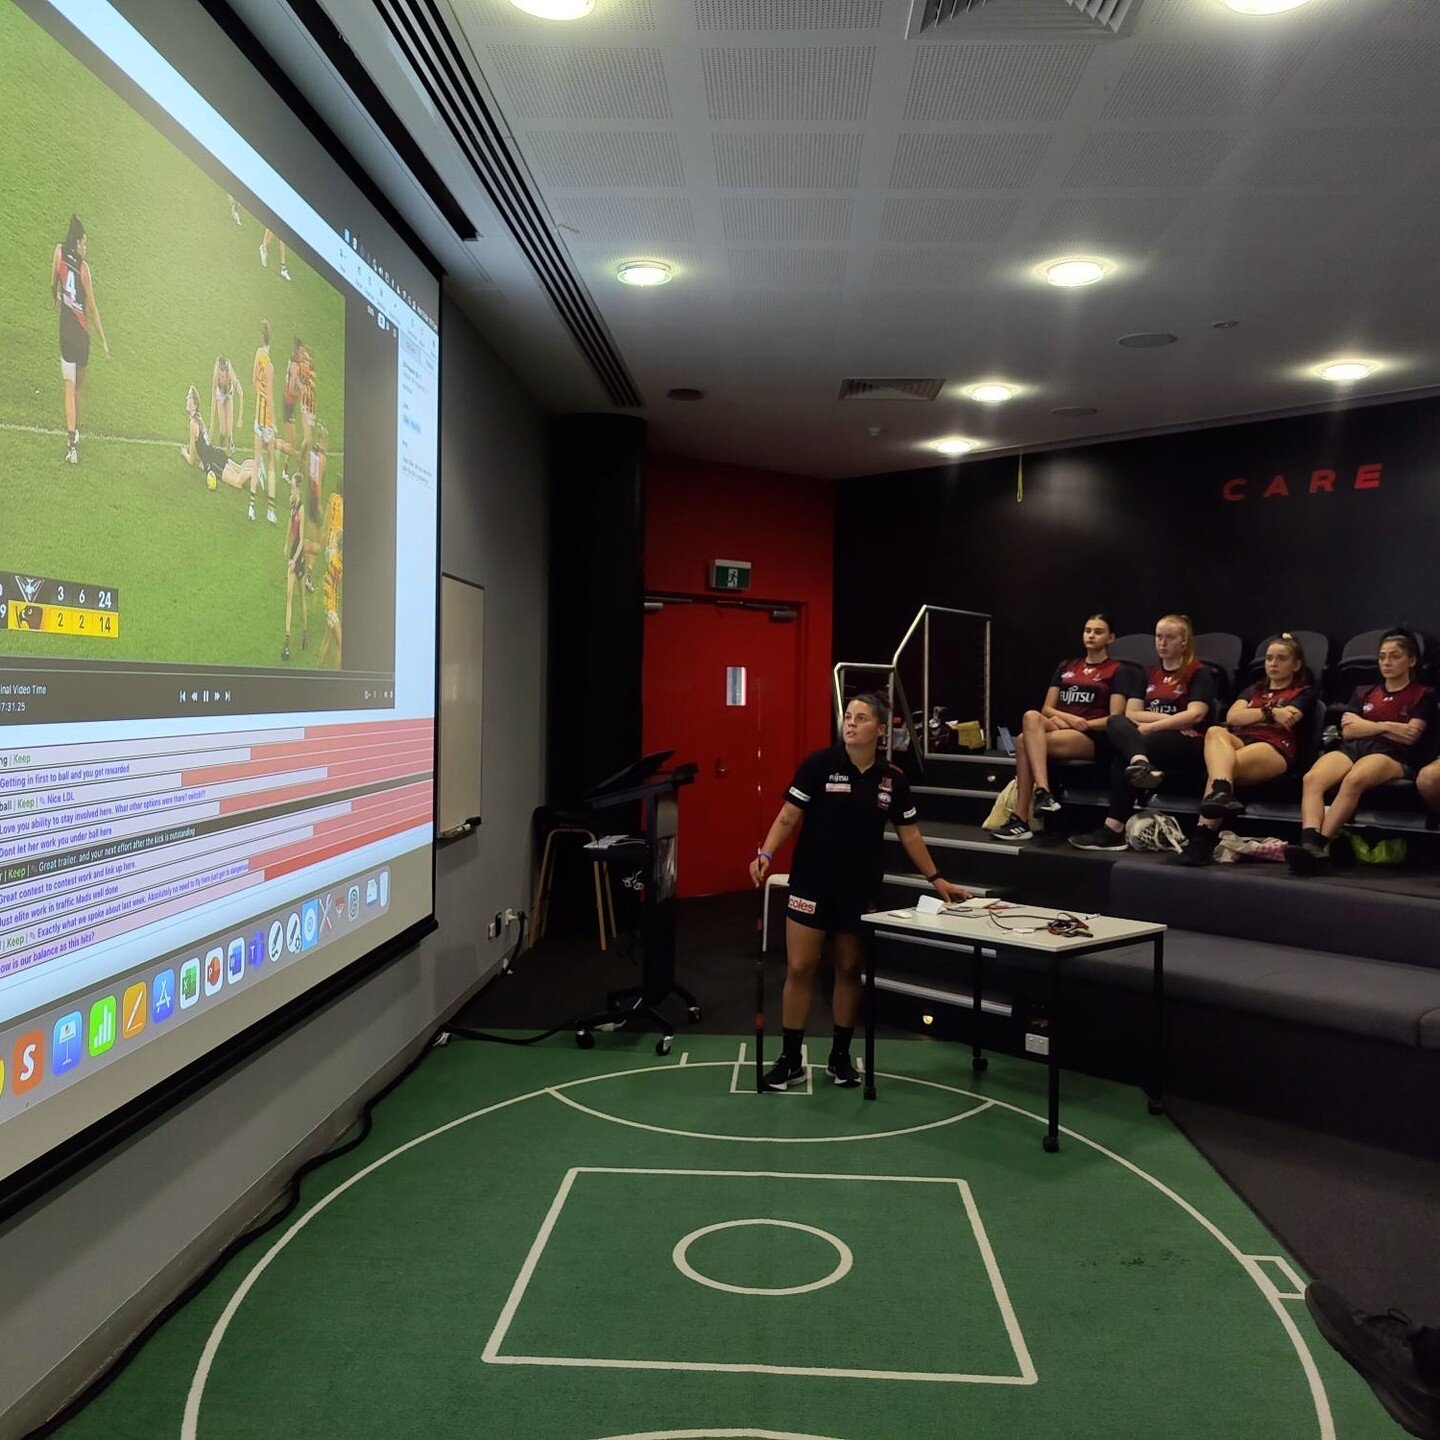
[671,1218,853,1297]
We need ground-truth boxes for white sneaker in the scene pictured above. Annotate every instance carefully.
[247,499,255,521]
[266,505,277,524]
[65,445,78,466]
[279,266,291,282]
[231,204,242,226]
[259,243,268,268]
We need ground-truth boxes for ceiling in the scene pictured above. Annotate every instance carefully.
[235,0,1440,478]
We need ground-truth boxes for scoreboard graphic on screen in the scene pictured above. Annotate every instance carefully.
[2,575,120,639]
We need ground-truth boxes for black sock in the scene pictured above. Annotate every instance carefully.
[1303,827,1329,850]
[830,1025,853,1058]
[1210,778,1233,794]
[781,1027,804,1063]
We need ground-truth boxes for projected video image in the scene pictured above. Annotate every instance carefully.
[0,0,347,673]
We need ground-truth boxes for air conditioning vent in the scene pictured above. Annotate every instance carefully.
[838,378,946,401]
[906,0,1143,38]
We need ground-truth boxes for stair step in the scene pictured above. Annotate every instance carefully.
[882,872,1004,899]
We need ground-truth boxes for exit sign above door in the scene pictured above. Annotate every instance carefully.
[709,559,751,591]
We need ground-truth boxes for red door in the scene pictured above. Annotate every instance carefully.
[643,603,803,897]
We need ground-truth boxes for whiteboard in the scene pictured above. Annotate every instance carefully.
[438,574,484,837]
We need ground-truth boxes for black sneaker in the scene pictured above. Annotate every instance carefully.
[1305,1283,1440,1440]
[1284,829,1330,876]
[825,1052,862,1087]
[1032,786,1061,814]
[1173,827,1220,867]
[760,1055,808,1091]
[1126,758,1164,790]
[1200,785,1246,820]
[1069,826,1127,851]
[992,817,1033,842]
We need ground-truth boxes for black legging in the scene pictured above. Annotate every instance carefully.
[1106,714,1207,820]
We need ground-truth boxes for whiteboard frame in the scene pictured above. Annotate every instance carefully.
[438,573,485,839]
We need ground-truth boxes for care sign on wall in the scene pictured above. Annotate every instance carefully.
[1221,463,1384,502]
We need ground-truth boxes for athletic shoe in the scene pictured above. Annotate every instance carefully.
[231,203,242,226]
[1200,783,1246,820]
[1305,1283,1440,1440]
[1032,786,1061,814]
[259,243,268,268]
[267,505,278,524]
[247,499,256,521]
[281,640,291,661]
[304,573,315,593]
[1069,826,1127,851]
[1126,758,1164,790]
[280,266,292,282]
[825,1052,862,1088]
[760,1055,808,1092]
[1284,829,1330,876]
[1173,827,1220,867]
[65,445,78,466]
[992,817,1033,842]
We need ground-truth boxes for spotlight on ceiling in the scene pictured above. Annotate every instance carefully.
[1315,359,1376,383]
[1223,0,1313,14]
[508,0,595,17]
[932,437,976,458]
[965,383,1017,404]
[616,260,673,287]
[1040,256,1112,288]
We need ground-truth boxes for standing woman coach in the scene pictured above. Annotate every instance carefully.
[51,214,110,466]
[749,693,968,1092]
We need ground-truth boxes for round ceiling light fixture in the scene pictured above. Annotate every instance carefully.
[964,382,1017,404]
[666,387,705,401]
[1315,359,1375,383]
[1041,256,1112,288]
[1051,405,1099,417]
[508,0,595,17]
[1222,0,1313,14]
[932,437,976,458]
[1118,332,1178,348]
[616,259,673,287]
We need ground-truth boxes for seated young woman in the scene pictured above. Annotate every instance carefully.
[1174,632,1316,866]
[992,613,1126,841]
[1285,628,1435,874]
[1070,613,1216,851]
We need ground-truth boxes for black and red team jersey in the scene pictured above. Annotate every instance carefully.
[1232,681,1315,764]
[1343,682,1437,764]
[1048,657,1122,722]
[52,245,89,332]
[1139,661,1216,733]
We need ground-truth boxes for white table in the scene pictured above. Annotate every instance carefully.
[861,904,1167,1151]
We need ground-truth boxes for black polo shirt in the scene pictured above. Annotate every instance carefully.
[784,745,918,903]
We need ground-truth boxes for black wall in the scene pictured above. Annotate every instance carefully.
[834,396,1440,725]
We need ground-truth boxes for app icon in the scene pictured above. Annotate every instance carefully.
[285,912,303,954]
[347,885,360,921]
[248,931,265,970]
[13,1032,44,1095]
[227,938,245,984]
[267,920,284,963]
[53,1012,83,1075]
[366,878,378,906]
[153,969,176,1023]
[0,1056,4,1093]
[379,870,390,908]
[122,982,148,1039]
[180,958,200,1009]
[319,893,335,936]
[301,899,319,950]
[88,997,117,1055]
[205,947,224,996]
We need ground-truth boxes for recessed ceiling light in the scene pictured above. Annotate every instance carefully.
[932,437,976,458]
[666,387,705,401]
[1041,257,1111,288]
[616,260,672,287]
[1118,332,1178,349]
[1316,359,1375,383]
[508,0,595,18]
[1223,0,1313,14]
[964,383,1017,404]
[1051,406,1099,417]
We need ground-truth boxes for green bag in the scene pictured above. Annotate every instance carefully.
[1346,832,1407,866]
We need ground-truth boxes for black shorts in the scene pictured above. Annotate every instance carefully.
[59,316,89,368]
[784,887,872,936]
[1342,741,1418,781]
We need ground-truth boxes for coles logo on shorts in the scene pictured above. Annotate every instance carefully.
[787,895,817,915]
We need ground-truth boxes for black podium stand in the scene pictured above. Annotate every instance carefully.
[573,752,698,1056]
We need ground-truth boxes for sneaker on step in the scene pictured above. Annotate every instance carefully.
[1200,786,1246,820]
[1069,826,1127,851]
[1032,786,1061,814]
[760,1055,808,1092]
[1126,758,1164,790]
[825,1052,862,1088]
[1173,829,1220,867]
[992,817,1033,842]
[1284,830,1330,875]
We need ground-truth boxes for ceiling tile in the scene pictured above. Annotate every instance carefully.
[1064,128,1242,188]
[713,131,865,187]
[720,196,855,242]
[702,46,876,122]
[456,0,656,28]
[486,45,671,121]
[728,247,849,286]
[1031,192,1195,244]
[904,44,1093,123]
[890,132,1053,189]
[1306,39,1440,116]
[551,196,697,243]
[867,248,995,288]
[1236,126,1438,186]
[879,195,1022,243]
[524,130,686,187]
[695,0,884,30]
[1102,40,1316,119]
[727,290,841,323]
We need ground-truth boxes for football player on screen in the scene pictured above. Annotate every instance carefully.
[282,470,309,662]
[316,528,342,669]
[209,355,243,455]
[180,386,257,491]
[50,214,111,466]
[251,320,279,525]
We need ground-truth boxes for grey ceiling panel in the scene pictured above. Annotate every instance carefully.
[525,130,686,187]
[904,44,1093,123]
[728,247,849,286]
[880,195,1022,243]
[1308,39,1440,116]
[1032,192,1194,243]
[1102,40,1316,119]
[720,196,855,242]
[728,289,840,323]
[890,132,1053,189]
[701,46,876,122]
[555,196,697,242]
[867,247,994,287]
[486,45,672,120]
[695,0,885,28]
[1237,126,1436,187]
[1064,128,1241,188]
[713,131,865,187]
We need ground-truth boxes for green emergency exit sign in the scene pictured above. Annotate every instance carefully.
[709,559,751,592]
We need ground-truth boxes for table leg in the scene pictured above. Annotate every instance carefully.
[1043,951,1060,1153]
[1148,931,1166,1115]
[970,942,988,1073]
[864,927,877,1101]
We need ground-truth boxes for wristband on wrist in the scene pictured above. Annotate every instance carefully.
[757,849,773,861]
[926,871,941,884]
